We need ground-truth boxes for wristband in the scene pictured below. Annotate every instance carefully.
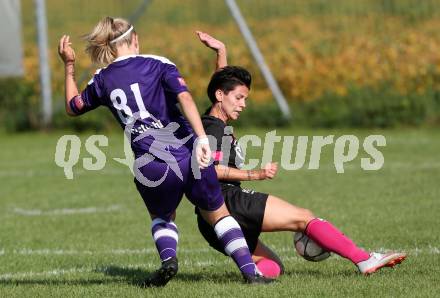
[197,136,209,145]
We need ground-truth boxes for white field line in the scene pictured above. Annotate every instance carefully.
[0,246,439,257]
[0,268,90,281]
[0,246,438,281]
[1,247,210,256]
[12,205,122,216]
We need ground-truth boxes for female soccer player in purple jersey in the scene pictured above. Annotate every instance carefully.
[194,31,407,277]
[57,17,274,286]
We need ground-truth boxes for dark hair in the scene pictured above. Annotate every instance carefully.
[207,66,252,104]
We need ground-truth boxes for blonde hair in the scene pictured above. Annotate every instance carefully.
[84,17,136,65]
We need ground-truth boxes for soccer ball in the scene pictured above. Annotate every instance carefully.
[294,232,331,262]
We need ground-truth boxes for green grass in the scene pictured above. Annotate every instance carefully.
[0,127,439,297]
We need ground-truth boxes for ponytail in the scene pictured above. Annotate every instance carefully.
[84,17,135,65]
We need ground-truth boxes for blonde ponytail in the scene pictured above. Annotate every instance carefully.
[84,17,135,65]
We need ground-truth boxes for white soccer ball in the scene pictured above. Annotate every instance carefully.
[294,232,331,262]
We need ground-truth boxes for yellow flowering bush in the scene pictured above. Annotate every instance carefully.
[13,0,440,128]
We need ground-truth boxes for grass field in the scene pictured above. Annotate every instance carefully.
[0,127,439,297]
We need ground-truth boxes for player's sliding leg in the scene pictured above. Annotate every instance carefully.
[262,195,406,273]
[305,218,406,274]
[261,194,369,266]
[305,218,370,263]
[199,205,274,284]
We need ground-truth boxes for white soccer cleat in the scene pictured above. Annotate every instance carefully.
[356,252,406,275]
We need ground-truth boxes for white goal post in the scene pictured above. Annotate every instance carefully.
[225,0,292,120]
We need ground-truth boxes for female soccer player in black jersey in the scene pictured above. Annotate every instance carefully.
[195,31,406,277]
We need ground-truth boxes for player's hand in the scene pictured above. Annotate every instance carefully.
[58,35,76,64]
[196,31,225,52]
[196,136,211,169]
[260,162,278,179]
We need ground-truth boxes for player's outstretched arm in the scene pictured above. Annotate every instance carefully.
[177,91,211,168]
[58,35,79,116]
[215,162,278,181]
[196,31,227,70]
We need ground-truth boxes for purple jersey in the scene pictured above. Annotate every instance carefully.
[70,55,194,160]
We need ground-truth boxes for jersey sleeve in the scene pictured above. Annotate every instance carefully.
[69,71,103,115]
[161,64,189,95]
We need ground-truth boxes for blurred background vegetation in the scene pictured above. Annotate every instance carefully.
[1,0,440,131]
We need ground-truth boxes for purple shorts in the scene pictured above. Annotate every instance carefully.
[134,156,224,220]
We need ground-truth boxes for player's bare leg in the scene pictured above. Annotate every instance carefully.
[261,195,315,232]
[261,195,406,274]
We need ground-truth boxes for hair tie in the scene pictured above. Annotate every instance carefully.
[110,25,134,44]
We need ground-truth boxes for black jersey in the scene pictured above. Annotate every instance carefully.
[202,115,245,186]
[198,115,269,255]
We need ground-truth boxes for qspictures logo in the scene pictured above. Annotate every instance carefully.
[54,122,386,187]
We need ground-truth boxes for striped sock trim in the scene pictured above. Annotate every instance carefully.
[225,238,248,256]
[214,216,240,238]
[239,262,255,270]
[159,248,176,256]
[152,218,177,229]
[153,229,179,242]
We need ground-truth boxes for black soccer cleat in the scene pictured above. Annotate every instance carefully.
[141,257,178,287]
[242,273,276,285]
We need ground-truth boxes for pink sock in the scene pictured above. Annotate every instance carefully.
[256,258,281,278]
[305,218,370,264]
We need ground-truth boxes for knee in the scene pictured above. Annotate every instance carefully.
[304,208,315,221]
[298,208,315,231]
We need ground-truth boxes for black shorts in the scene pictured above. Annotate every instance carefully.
[196,184,268,254]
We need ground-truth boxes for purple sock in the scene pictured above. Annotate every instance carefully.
[151,218,178,262]
[214,216,257,275]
